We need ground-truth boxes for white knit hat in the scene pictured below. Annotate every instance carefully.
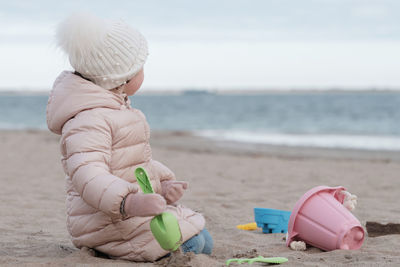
[56,13,148,90]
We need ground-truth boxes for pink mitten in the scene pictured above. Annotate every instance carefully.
[123,192,166,217]
[161,180,188,204]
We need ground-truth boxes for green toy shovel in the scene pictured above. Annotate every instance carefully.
[135,167,182,251]
[226,256,288,265]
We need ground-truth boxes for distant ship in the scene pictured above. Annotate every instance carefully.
[182,89,214,95]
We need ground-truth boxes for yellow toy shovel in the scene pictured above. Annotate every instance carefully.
[135,167,182,251]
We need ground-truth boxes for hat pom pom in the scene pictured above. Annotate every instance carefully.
[56,12,108,60]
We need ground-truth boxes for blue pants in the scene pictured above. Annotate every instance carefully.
[181,228,213,254]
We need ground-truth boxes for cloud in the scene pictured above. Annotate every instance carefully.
[1,0,400,89]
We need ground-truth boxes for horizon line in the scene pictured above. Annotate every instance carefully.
[1,87,400,96]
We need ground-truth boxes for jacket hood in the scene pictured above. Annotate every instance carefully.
[46,71,126,135]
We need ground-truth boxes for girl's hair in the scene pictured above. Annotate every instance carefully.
[73,71,91,82]
[73,71,128,93]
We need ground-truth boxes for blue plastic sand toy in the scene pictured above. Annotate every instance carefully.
[254,208,291,234]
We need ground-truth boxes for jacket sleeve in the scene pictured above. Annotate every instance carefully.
[62,113,138,220]
[148,159,176,182]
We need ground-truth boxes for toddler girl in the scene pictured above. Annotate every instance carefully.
[46,13,213,262]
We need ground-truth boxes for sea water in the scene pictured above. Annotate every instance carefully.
[1,91,400,150]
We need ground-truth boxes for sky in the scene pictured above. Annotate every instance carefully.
[1,0,400,91]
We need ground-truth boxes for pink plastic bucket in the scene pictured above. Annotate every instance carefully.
[286,186,364,251]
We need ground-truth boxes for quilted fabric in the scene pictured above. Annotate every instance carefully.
[46,71,205,261]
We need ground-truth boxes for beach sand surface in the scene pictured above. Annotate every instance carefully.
[0,130,399,266]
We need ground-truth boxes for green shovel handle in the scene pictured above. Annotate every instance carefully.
[135,167,154,194]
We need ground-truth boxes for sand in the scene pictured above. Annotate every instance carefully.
[0,130,399,266]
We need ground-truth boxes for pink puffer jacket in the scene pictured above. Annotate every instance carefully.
[46,71,205,261]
